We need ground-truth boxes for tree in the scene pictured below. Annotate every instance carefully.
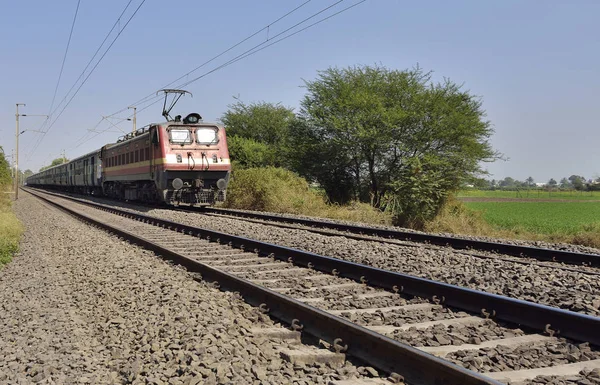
[568,175,586,191]
[559,177,570,189]
[548,178,558,187]
[526,176,534,187]
[0,146,12,187]
[39,157,69,172]
[499,177,515,188]
[220,100,296,168]
[292,64,499,226]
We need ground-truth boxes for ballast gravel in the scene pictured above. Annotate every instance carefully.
[92,203,600,316]
[0,194,375,384]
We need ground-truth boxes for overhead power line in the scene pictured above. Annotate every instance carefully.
[69,0,367,152]
[27,0,146,159]
[107,0,314,120]
[47,0,81,119]
[106,0,347,121]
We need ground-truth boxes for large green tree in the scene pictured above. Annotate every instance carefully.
[220,100,295,169]
[0,147,12,186]
[292,65,499,226]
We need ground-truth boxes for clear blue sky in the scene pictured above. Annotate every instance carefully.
[1,0,598,183]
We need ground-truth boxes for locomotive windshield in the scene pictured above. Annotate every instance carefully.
[196,127,219,145]
[169,129,192,144]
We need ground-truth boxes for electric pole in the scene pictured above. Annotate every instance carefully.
[15,103,25,199]
[14,105,48,200]
[128,106,136,133]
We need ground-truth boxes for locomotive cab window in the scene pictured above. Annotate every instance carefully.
[168,129,192,145]
[195,127,219,145]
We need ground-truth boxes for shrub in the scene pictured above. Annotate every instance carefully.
[224,167,327,214]
[227,135,277,169]
[381,158,450,229]
[223,167,391,224]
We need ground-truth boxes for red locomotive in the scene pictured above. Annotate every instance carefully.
[27,91,231,206]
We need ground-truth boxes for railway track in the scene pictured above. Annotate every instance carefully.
[25,188,600,385]
[201,207,600,269]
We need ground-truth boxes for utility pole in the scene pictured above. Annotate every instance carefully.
[62,150,66,164]
[15,103,25,200]
[128,106,137,133]
[14,105,48,200]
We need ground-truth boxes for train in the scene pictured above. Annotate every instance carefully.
[26,112,231,206]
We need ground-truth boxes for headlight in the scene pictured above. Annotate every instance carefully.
[169,129,192,144]
[196,128,218,144]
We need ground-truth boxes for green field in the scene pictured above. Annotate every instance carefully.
[463,201,600,235]
[458,189,600,200]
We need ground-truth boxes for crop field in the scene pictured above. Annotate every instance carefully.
[458,189,600,200]
[463,200,600,235]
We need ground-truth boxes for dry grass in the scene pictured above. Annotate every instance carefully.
[223,167,391,225]
[0,188,22,267]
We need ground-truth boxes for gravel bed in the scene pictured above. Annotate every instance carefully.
[389,320,525,347]
[315,295,426,311]
[1,193,376,384]
[84,202,600,316]
[447,340,600,374]
[523,368,600,384]
[257,275,353,290]
[341,306,466,327]
[342,307,469,326]
[267,285,381,299]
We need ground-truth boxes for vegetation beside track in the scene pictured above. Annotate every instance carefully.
[0,148,23,267]
[223,167,391,225]
[0,191,23,267]
[224,171,600,249]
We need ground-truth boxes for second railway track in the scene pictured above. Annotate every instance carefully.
[201,207,600,269]
[25,188,600,385]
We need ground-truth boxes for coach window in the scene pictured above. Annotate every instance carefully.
[135,150,139,163]
[145,148,149,160]
[140,149,145,162]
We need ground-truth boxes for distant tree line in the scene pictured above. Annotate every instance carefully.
[470,175,600,191]
[221,64,500,227]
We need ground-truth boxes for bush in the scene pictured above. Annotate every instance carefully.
[381,158,451,229]
[224,167,328,213]
[227,135,277,169]
[224,167,391,224]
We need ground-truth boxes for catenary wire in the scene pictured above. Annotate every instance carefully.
[105,0,314,120]
[67,0,366,153]
[47,0,81,120]
[27,0,142,160]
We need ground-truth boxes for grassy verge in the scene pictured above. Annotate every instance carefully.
[223,167,391,225]
[0,188,23,267]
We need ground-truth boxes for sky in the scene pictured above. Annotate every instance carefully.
[1,0,598,183]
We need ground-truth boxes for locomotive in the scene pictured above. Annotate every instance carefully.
[26,111,231,206]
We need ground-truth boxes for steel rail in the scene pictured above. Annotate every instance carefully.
[26,188,600,347]
[25,189,502,385]
[203,207,600,267]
